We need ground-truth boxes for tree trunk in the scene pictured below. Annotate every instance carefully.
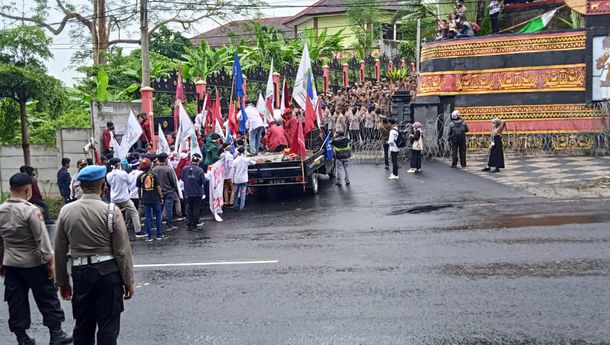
[92,0,108,65]
[97,0,108,64]
[19,96,30,166]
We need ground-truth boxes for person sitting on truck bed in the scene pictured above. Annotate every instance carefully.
[204,133,222,168]
[263,118,290,152]
[282,109,298,143]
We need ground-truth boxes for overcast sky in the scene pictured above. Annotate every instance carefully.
[39,0,315,86]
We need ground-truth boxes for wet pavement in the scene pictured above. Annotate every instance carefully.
[1,162,609,344]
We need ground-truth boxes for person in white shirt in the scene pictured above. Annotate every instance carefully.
[106,158,144,237]
[128,159,142,209]
[221,143,235,207]
[245,101,265,154]
[194,109,207,134]
[232,147,256,210]
[387,119,400,179]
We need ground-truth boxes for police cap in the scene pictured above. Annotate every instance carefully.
[9,173,33,188]
[76,165,107,182]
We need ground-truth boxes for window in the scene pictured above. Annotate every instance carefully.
[382,23,394,40]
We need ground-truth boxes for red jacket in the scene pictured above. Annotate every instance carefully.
[263,125,290,151]
[103,129,113,151]
[140,118,151,143]
[31,182,43,202]
[283,116,297,143]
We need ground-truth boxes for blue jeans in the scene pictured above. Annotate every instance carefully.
[249,126,265,154]
[233,183,247,209]
[143,203,163,238]
[163,192,174,227]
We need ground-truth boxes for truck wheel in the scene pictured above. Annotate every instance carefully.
[308,173,319,195]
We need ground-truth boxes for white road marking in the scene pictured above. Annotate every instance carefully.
[134,260,279,268]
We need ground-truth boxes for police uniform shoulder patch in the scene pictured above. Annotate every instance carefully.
[36,211,45,221]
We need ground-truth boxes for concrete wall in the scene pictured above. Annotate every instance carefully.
[1,129,93,198]
[91,101,141,151]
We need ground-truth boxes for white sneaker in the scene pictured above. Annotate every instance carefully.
[407,168,416,173]
[388,174,399,180]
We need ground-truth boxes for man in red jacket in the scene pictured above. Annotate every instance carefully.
[263,120,290,152]
[139,112,152,148]
[282,109,298,144]
[102,121,115,157]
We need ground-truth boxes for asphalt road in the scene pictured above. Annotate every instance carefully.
[1,162,609,345]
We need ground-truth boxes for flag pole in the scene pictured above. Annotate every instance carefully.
[499,5,565,33]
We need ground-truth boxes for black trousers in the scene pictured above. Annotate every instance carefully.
[71,260,124,345]
[3,265,65,332]
[410,150,422,169]
[383,143,389,167]
[490,12,500,33]
[391,151,399,176]
[451,141,467,167]
[187,196,202,226]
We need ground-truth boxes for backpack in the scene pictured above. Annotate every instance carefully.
[471,22,481,32]
[453,122,467,138]
[395,130,407,148]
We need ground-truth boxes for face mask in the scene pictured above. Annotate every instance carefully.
[26,189,32,201]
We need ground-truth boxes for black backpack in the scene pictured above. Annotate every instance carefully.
[395,130,407,148]
[451,121,467,143]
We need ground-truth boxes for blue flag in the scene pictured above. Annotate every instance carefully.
[324,132,333,161]
[239,99,248,134]
[226,126,236,154]
[233,51,244,98]
[233,50,248,133]
[306,72,314,100]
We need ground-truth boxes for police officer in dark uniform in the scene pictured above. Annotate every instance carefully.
[0,173,72,345]
[54,165,135,345]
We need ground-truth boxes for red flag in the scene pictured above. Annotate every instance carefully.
[289,117,306,160]
[173,68,186,131]
[304,95,316,136]
[213,87,222,124]
[228,101,238,134]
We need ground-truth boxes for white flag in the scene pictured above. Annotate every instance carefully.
[293,42,318,110]
[214,119,226,141]
[116,110,143,159]
[257,93,274,122]
[266,59,274,100]
[175,102,195,154]
[280,77,287,115]
[189,132,202,158]
[157,124,171,155]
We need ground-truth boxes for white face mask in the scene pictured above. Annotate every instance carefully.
[26,189,32,201]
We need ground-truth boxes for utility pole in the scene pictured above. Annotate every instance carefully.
[140,0,156,150]
[140,0,150,88]
[415,18,421,73]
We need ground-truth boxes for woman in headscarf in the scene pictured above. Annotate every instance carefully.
[482,118,508,173]
[408,122,424,173]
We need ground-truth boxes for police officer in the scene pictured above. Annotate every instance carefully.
[0,173,72,345]
[54,165,135,345]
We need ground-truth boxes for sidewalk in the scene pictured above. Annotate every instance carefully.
[436,155,610,198]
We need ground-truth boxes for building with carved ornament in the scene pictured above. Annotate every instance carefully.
[413,0,610,153]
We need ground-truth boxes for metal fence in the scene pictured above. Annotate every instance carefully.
[345,115,610,165]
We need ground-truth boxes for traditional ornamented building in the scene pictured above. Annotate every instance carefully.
[414,2,610,153]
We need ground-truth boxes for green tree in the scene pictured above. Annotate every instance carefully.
[346,0,380,59]
[150,25,194,60]
[1,0,263,64]
[181,41,233,81]
[0,25,66,164]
